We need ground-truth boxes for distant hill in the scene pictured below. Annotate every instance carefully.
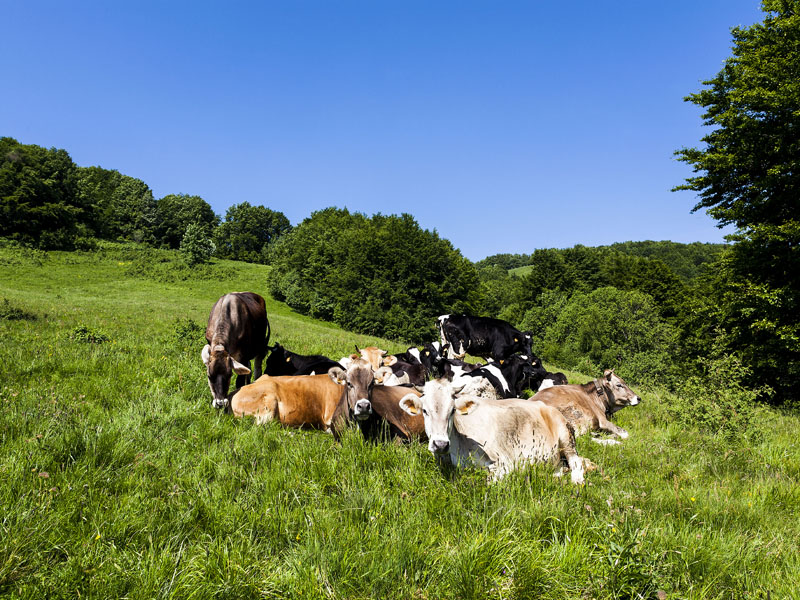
[478,240,727,282]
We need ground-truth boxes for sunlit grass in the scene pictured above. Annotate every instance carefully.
[0,243,797,598]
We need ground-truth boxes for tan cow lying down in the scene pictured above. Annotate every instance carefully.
[532,369,640,445]
[399,378,586,483]
[230,358,375,433]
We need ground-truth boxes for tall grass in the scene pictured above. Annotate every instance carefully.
[1,244,798,599]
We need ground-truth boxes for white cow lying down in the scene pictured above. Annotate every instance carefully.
[399,378,586,484]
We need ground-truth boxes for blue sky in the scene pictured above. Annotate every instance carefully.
[1,1,763,261]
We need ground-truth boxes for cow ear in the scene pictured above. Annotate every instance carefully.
[201,344,211,365]
[230,358,251,375]
[454,396,477,415]
[329,367,347,385]
[380,349,387,356]
[374,366,392,384]
[451,380,466,395]
[604,369,614,380]
[399,393,421,415]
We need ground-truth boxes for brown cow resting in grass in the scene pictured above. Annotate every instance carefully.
[532,369,640,445]
[230,358,375,433]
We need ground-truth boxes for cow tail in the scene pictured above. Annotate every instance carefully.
[265,318,271,353]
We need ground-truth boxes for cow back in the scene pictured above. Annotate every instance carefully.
[206,292,269,361]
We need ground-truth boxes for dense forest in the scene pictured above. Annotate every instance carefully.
[2,2,799,406]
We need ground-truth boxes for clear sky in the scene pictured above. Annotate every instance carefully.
[1,1,763,261]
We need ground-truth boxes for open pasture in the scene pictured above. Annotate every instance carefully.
[1,244,798,599]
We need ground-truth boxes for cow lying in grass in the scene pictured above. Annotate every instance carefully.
[532,369,640,444]
[399,378,586,483]
[229,358,375,432]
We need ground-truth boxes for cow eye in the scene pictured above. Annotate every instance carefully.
[422,408,428,416]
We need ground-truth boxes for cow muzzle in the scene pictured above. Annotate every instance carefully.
[212,397,228,410]
[354,399,372,420]
[430,438,450,455]
[630,396,640,406]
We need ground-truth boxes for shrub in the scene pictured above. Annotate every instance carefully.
[173,317,205,347]
[0,298,36,321]
[180,224,216,266]
[668,352,766,441]
[69,325,109,344]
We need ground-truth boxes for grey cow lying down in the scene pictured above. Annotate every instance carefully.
[532,369,641,445]
[399,378,587,484]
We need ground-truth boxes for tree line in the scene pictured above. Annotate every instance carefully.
[0,136,290,262]
[2,1,798,405]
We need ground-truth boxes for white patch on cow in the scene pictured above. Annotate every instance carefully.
[520,355,529,360]
[524,334,531,339]
[431,342,441,352]
[591,438,622,446]
[338,356,353,369]
[408,348,421,362]
[538,379,555,391]
[382,372,410,386]
[437,314,450,323]
[630,397,640,406]
[482,364,509,394]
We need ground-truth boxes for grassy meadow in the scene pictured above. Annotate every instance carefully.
[1,244,798,599]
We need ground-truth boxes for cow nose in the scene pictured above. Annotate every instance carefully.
[431,439,450,454]
[355,399,372,418]
[212,398,227,409]
[630,396,640,406]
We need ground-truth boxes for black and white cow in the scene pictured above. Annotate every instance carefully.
[437,314,533,361]
[462,354,546,399]
[264,343,343,377]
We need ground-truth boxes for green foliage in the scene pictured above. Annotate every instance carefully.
[0,137,86,249]
[0,298,36,321]
[75,165,158,243]
[607,241,726,282]
[155,193,219,249]
[214,201,291,263]
[173,317,205,347]
[525,287,678,385]
[1,245,799,598]
[269,208,481,341]
[674,1,800,403]
[68,324,110,344]
[669,353,766,441]
[180,223,216,266]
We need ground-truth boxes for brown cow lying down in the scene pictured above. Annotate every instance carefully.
[229,358,375,433]
[532,369,640,445]
[353,385,425,442]
[399,378,586,483]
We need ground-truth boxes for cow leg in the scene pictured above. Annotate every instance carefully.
[253,350,266,381]
[598,419,629,440]
[555,424,585,485]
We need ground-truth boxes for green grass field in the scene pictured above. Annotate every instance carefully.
[1,244,798,599]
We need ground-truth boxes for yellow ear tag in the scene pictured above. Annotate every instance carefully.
[286,357,291,362]
[514,337,518,342]
[500,360,505,364]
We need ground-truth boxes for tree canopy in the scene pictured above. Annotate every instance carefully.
[155,193,218,249]
[675,0,800,402]
[214,202,291,263]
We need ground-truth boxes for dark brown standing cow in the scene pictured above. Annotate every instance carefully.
[532,369,640,444]
[203,292,270,409]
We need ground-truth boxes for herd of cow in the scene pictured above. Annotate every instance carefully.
[201,292,641,484]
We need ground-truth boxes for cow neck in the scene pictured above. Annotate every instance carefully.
[593,379,613,415]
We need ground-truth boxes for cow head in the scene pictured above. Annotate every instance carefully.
[600,369,640,415]
[202,344,251,409]
[356,345,387,371]
[263,343,290,375]
[420,341,447,377]
[399,378,472,456]
[329,358,375,421]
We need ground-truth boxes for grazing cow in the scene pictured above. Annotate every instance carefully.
[437,314,534,361]
[230,358,375,432]
[533,369,640,444]
[399,378,586,483]
[203,292,270,409]
[264,343,342,376]
[355,385,426,442]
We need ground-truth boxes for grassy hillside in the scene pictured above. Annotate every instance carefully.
[1,244,798,599]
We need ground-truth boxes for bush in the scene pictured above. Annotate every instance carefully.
[69,325,109,344]
[180,224,215,266]
[524,287,678,385]
[173,317,205,347]
[668,353,766,441]
[0,298,36,321]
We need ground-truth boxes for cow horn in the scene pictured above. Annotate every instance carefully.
[213,344,225,353]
